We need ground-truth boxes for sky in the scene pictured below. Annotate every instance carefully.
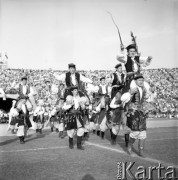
[0,0,177,70]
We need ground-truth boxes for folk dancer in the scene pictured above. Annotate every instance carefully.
[33,99,45,134]
[109,86,124,145]
[53,63,92,100]
[63,86,85,150]
[95,77,110,139]
[110,63,126,99]
[116,44,152,92]
[124,74,151,157]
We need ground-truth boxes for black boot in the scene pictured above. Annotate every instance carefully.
[110,129,113,139]
[19,136,25,144]
[111,134,117,145]
[84,132,89,141]
[93,130,96,134]
[51,127,53,132]
[77,136,84,150]
[36,129,39,133]
[125,134,130,147]
[101,131,105,139]
[69,137,73,149]
[96,130,100,136]
[61,131,65,139]
[39,129,42,134]
[22,136,25,143]
[56,128,59,133]
[59,131,61,137]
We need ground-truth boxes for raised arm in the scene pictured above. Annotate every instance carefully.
[80,74,92,84]
[139,56,152,67]
[53,73,66,82]
[116,50,127,64]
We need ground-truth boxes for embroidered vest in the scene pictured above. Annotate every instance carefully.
[125,56,140,73]
[65,72,80,88]
[112,72,125,86]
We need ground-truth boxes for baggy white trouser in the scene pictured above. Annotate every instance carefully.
[58,123,64,131]
[17,125,25,137]
[99,116,108,132]
[67,118,84,138]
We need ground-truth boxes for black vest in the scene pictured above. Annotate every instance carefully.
[112,72,125,86]
[65,72,80,88]
[125,56,140,73]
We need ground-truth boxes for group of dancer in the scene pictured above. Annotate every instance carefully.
[3,43,154,157]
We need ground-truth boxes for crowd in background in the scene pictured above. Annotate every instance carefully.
[0,68,178,121]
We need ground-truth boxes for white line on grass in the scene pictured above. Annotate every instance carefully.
[0,146,68,153]
[85,141,178,169]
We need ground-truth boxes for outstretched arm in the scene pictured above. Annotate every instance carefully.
[53,73,66,82]
[139,56,152,67]
[80,74,92,84]
[116,50,127,64]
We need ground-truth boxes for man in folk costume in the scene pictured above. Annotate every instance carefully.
[63,86,85,150]
[53,63,92,100]
[94,77,110,139]
[98,77,108,96]
[49,107,59,132]
[109,85,124,145]
[56,98,66,138]
[57,83,65,100]
[116,44,152,92]
[33,99,45,134]
[15,76,36,113]
[110,63,126,99]
[125,74,150,157]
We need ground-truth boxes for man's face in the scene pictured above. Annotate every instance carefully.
[136,78,144,87]
[69,67,75,74]
[22,79,27,85]
[72,89,78,96]
[128,48,136,57]
[116,66,122,73]
[101,79,105,85]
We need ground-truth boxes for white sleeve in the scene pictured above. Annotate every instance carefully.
[29,87,35,96]
[110,97,120,109]
[0,88,5,95]
[80,74,92,84]
[54,73,66,82]
[116,51,127,64]
[63,103,72,110]
[139,56,152,67]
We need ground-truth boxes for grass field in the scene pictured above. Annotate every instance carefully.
[0,121,178,180]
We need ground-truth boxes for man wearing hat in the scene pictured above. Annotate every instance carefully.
[63,86,86,150]
[124,74,150,157]
[54,63,92,99]
[110,63,126,99]
[15,76,34,113]
[116,44,152,91]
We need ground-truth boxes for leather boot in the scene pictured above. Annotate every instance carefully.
[77,136,84,150]
[125,133,130,147]
[69,137,73,149]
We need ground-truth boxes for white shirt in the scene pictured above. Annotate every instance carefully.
[54,73,92,85]
[22,85,27,95]
[117,51,150,68]
[100,85,107,94]
[110,97,121,109]
[86,84,99,93]
[137,86,143,100]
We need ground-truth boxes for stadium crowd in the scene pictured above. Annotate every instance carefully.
[0,67,178,122]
